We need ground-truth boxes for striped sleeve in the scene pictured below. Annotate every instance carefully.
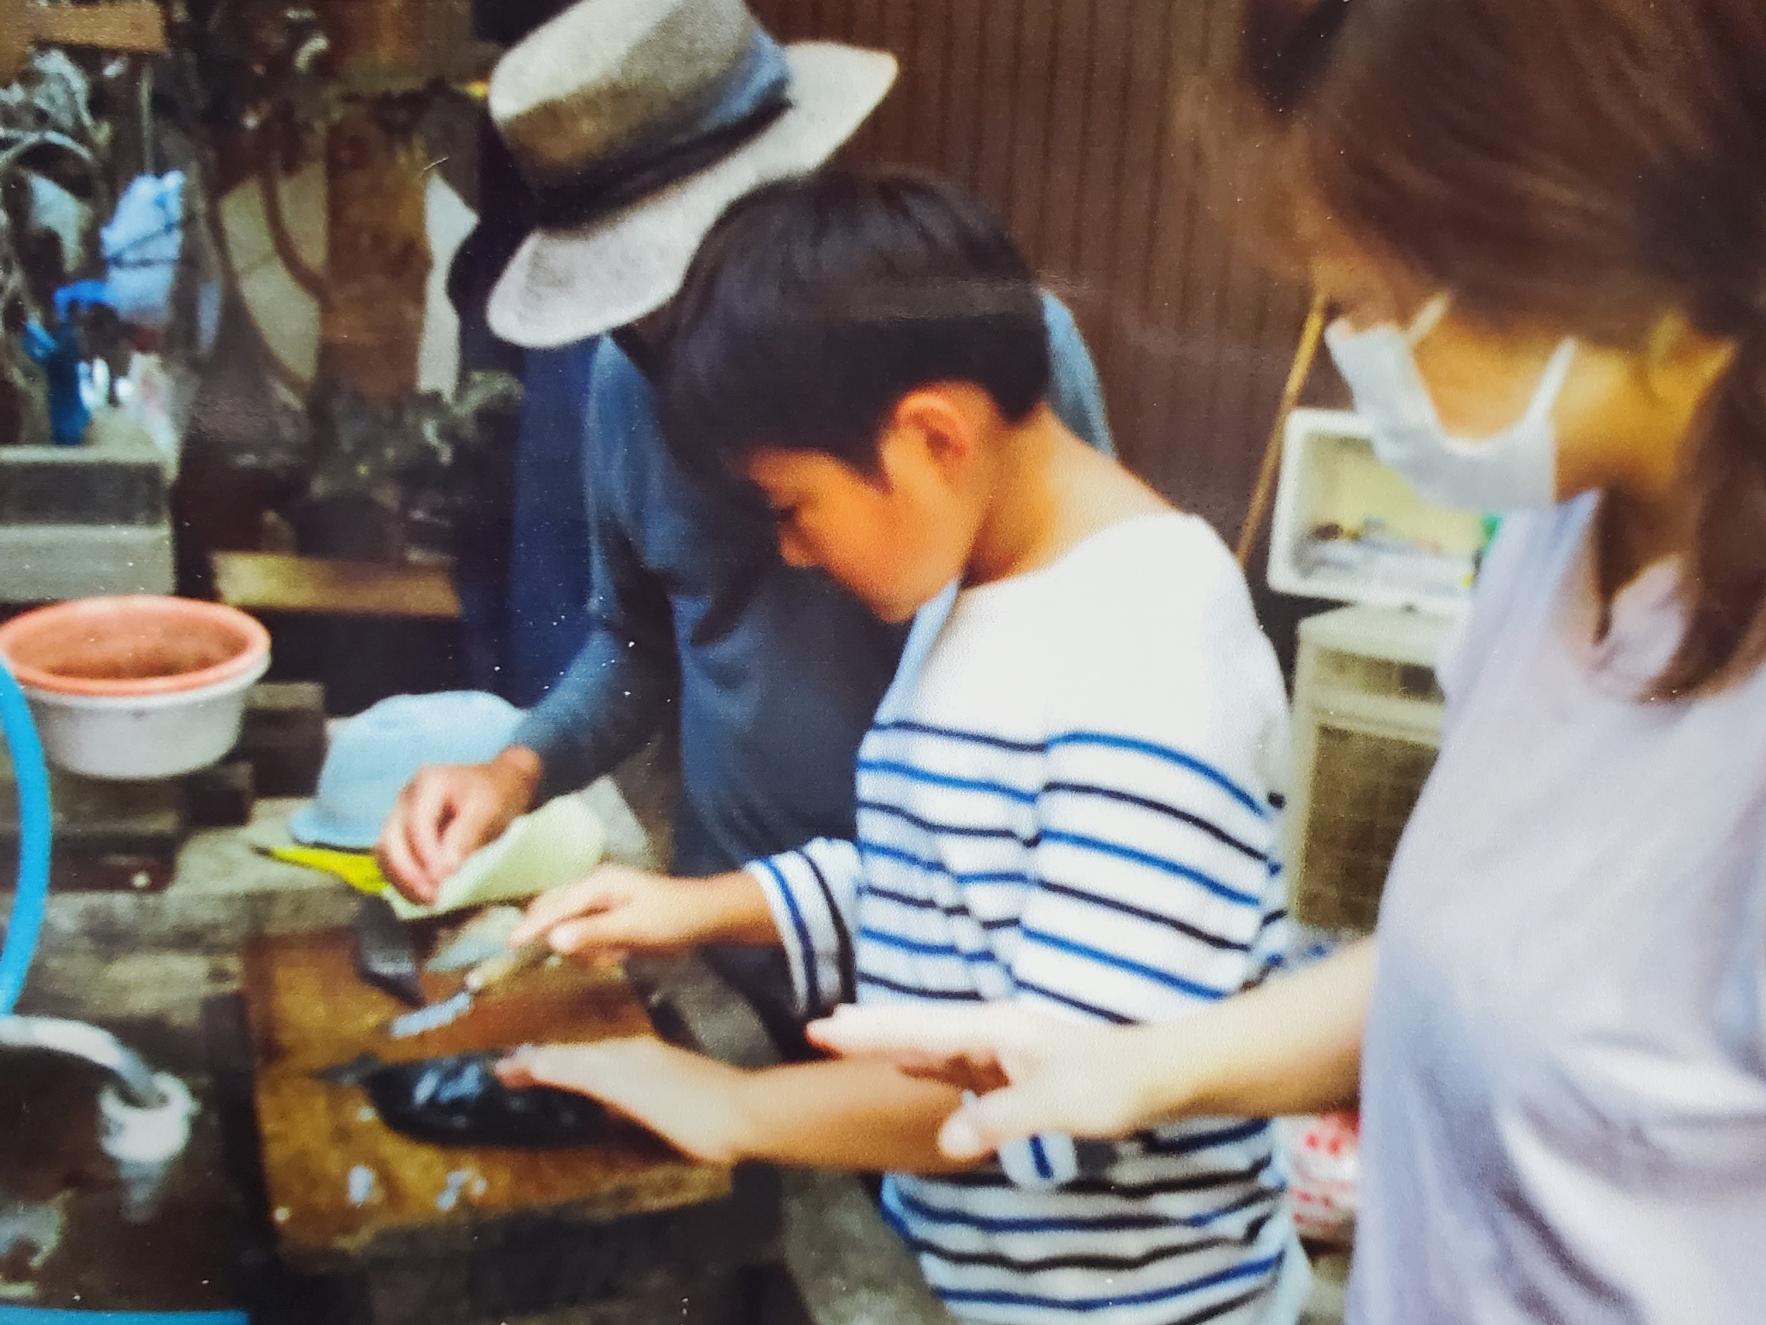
[746,837,862,1017]
[1251,852,1342,989]
[1014,729,1283,1026]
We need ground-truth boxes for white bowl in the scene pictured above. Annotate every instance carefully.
[21,658,270,780]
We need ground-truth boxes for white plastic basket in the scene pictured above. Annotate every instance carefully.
[1268,408,1486,616]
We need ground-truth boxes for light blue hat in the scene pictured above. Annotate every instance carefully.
[288,691,523,850]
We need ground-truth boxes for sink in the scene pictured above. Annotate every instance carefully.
[0,1013,238,1312]
[0,1004,342,1319]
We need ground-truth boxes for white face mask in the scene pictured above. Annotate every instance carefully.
[1323,293,1578,511]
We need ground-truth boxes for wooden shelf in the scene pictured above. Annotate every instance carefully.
[2,0,168,82]
[211,551,462,620]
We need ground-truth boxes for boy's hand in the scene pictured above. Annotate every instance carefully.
[496,1039,748,1164]
[509,865,715,958]
[377,747,541,903]
[509,865,780,959]
[808,1002,1160,1160]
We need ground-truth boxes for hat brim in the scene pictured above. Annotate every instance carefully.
[287,804,378,852]
[487,43,898,349]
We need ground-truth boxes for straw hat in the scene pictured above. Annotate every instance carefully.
[478,0,896,348]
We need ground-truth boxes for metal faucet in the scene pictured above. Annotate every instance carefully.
[0,1013,169,1109]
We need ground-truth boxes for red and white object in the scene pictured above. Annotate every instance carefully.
[1282,1110,1360,1244]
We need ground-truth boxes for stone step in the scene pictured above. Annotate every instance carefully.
[0,442,170,526]
[0,520,175,600]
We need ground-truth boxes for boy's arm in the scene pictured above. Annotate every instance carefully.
[498,1039,974,1172]
[511,837,864,996]
[744,840,864,1017]
[511,865,782,955]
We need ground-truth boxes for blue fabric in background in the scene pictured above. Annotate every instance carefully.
[500,339,600,705]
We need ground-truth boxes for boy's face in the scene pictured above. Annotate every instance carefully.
[745,404,984,622]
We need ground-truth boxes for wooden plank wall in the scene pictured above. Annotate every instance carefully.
[750,0,1313,539]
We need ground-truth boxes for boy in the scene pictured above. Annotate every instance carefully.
[499,170,1307,1324]
[377,0,1113,1063]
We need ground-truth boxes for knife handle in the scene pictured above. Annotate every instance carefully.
[463,936,551,994]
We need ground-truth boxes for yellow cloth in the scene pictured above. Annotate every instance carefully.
[266,844,388,893]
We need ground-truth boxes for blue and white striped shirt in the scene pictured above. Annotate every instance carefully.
[751,514,1309,1325]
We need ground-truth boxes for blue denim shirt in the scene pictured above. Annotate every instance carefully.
[511,293,1114,873]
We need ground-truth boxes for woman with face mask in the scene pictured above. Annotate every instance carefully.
[810,0,1766,1319]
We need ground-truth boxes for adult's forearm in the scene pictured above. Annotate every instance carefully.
[1126,938,1374,1125]
[487,743,544,797]
[511,629,675,797]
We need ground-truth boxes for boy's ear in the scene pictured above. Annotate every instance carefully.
[886,387,980,480]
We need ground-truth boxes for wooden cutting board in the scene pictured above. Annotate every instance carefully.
[243,929,732,1270]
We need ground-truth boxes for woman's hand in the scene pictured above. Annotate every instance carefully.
[509,864,779,960]
[811,941,1375,1160]
[496,1039,750,1164]
[808,1002,1162,1160]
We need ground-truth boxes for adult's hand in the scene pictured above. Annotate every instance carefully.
[376,746,542,904]
[808,1003,1159,1160]
[810,940,1376,1160]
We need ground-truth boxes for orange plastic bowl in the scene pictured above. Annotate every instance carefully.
[0,596,271,779]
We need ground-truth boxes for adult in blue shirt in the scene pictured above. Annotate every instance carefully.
[377,0,1112,1047]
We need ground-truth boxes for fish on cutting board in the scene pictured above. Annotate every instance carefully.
[320,1051,607,1147]
[244,928,733,1265]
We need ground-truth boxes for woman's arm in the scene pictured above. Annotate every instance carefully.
[1136,935,1372,1116]
[810,938,1375,1159]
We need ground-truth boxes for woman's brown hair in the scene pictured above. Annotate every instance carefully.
[1240,0,1766,697]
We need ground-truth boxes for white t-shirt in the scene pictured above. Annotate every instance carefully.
[753,513,1310,1325]
[1352,494,1766,1323]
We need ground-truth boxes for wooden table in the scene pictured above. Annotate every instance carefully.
[242,930,734,1272]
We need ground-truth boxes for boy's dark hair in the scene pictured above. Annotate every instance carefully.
[660,169,1051,473]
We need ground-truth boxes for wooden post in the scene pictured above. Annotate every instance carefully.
[312,0,433,403]
[316,0,443,87]
[317,105,430,401]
